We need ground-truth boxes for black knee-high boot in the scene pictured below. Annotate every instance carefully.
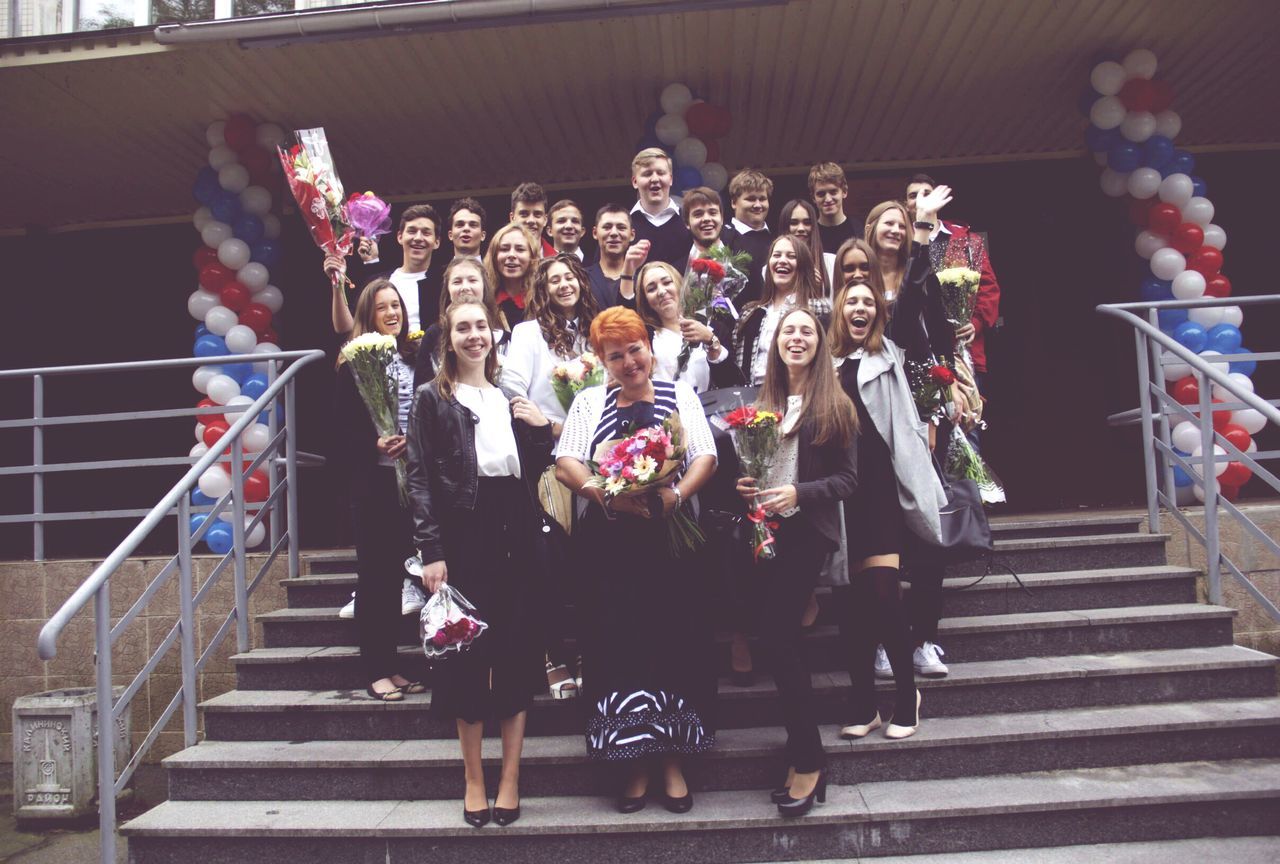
[835,582,879,724]
[864,566,917,725]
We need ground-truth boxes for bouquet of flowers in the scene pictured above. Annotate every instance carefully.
[550,352,604,413]
[723,404,783,561]
[345,191,393,242]
[585,414,705,555]
[417,580,488,659]
[945,425,1006,504]
[277,127,355,288]
[677,244,750,373]
[339,332,408,504]
[904,360,955,423]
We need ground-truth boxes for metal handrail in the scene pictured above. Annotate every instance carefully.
[26,348,325,864]
[1098,295,1280,625]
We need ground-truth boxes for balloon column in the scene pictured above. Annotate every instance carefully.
[1082,50,1261,504]
[639,83,734,194]
[188,114,286,552]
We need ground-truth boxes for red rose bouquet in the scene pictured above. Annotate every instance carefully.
[277,127,355,289]
[904,359,955,423]
[724,404,783,561]
[416,581,488,659]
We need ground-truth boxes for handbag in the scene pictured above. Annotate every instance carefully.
[907,456,992,566]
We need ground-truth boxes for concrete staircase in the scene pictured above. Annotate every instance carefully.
[122,513,1280,862]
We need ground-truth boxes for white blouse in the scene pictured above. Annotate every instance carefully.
[762,394,802,517]
[651,327,726,394]
[498,319,587,422]
[749,295,795,385]
[454,383,521,479]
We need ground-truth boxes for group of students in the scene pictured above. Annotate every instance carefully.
[327,148,1001,826]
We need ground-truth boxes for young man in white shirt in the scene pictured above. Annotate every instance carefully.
[628,147,692,270]
[447,198,487,262]
[546,199,586,260]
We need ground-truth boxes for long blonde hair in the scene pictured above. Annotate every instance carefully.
[483,221,539,321]
[864,200,912,277]
[828,238,890,357]
[757,307,857,447]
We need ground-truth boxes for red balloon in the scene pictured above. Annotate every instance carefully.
[197,398,224,426]
[1211,399,1232,432]
[1149,79,1175,112]
[221,282,251,313]
[203,420,230,449]
[1172,377,1199,405]
[712,105,734,138]
[1221,423,1252,453]
[1220,483,1241,502]
[684,101,717,139]
[1203,274,1231,298]
[238,303,273,336]
[260,326,279,346]
[223,113,257,153]
[1219,462,1253,487]
[704,139,721,163]
[1147,203,1181,236]
[193,246,219,270]
[244,470,270,503]
[1187,246,1223,277]
[1118,78,1156,112]
[1127,198,1153,228]
[240,146,270,176]
[1170,222,1205,255]
[199,263,235,293]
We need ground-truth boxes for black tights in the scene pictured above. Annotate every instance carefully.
[835,566,917,726]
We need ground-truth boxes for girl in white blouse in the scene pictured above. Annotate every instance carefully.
[634,261,738,394]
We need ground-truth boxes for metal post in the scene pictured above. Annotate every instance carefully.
[1147,309,1177,521]
[94,586,116,864]
[176,496,198,747]
[285,377,300,580]
[267,360,282,552]
[33,375,44,561]
[1134,330,1159,533]
[230,438,250,654]
[1196,369,1221,604]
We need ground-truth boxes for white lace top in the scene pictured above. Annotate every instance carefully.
[749,295,796,385]
[761,394,802,517]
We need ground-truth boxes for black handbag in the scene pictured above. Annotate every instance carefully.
[906,456,992,566]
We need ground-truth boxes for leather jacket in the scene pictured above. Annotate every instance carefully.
[405,380,553,564]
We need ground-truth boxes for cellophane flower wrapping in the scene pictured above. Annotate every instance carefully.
[584,414,705,556]
[945,424,1006,504]
[904,359,955,424]
[550,352,604,413]
[277,127,355,282]
[723,405,782,561]
[345,191,393,240]
[677,247,747,374]
[418,582,488,659]
[339,333,409,504]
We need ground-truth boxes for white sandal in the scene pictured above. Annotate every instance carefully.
[546,662,579,700]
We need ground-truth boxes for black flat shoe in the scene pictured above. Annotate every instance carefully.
[463,807,491,828]
[777,772,826,818]
[616,794,646,813]
[493,806,520,826]
[662,792,693,813]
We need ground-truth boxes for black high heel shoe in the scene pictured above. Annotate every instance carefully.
[463,806,491,828]
[769,786,791,805]
[493,805,520,826]
[776,772,826,818]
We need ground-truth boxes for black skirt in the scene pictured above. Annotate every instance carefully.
[841,359,908,561]
[430,476,545,723]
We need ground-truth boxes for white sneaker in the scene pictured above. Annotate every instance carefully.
[338,592,356,619]
[401,578,427,616]
[914,641,949,677]
[874,645,893,679]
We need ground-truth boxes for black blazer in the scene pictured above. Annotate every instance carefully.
[886,244,954,365]
[329,357,428,495]
[792,421,858,552]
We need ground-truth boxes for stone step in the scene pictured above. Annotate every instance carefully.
[121,758,1280,863]
[165,696,1280,801]
[774,836,1280,864]
[985,512,1146,539]
[242,602,1235,688]
[202,645,1278,741]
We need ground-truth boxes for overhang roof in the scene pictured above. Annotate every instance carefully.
[2,0,1278,233]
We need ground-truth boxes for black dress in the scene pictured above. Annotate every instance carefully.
[840,358,907,560]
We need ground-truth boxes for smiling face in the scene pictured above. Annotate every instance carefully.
[640,265,681,324]
[872,207,909,255]
[549,206,584,252]
[768,237,799,288]
[447,260,485,304]
[786,206,814,241]
[448,209,485,256]
[600,337,653,389]
[839,245,873,289]
[632,157,673,210]
[776,309,819,371]
[545,260,582,316]
[734,190,769,229]
[448,304,493,366]
[372,287,403,337]
[686,201,723,246]
[593,209,633,258]
[397,217,440,270]
[494,227,533,283]
[510,201,547,237]
[842,283,877,347]
[813,181,847,220]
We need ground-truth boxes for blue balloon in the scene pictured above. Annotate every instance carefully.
[1141,135,1174,169]
[240,373,269,401]
[191,489,215,506]
[205,522,233,555]
[1084,125,1119,153]
[195,323,210,339]
[1190,175,1208,198]
[250,240,281,268]
[1140,278,1173,302]
[1168,149,1195,176]
[189,513,208,535]
[194,334,230,358]
[193,167,220,205]
[220,362,253,383]
[1172,450,1193,487]
[1157,308,1189,331]
[210,190,242,223]
[1173,321,1208,353]
[1107,142,1141,173]
[1207,323,1242,354]
[674,165,703,190]
[233,214,265,245]
[1227,347,1256,377]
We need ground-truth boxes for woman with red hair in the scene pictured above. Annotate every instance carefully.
[555,307,719,815]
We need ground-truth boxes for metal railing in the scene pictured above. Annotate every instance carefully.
[1100,295,1280,623]
[24,348,324,864]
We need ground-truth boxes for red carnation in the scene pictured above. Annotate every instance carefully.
[690,258,710,273]
[705,260,725,281]
[929,365,956,386]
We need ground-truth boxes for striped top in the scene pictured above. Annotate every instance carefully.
[556,379,716,470]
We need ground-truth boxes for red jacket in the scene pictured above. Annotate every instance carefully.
[930,222,1001,373]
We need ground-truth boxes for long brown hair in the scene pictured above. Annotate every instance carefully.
[829,237,890,356]
[757,307,857,446]
[338,278,409,366]
[438,257,501,329]
[864,200,912,275]
[526,254,600,358]
[483,221,539,321]
[761,234,824,308]
[634,260,684,329]
[433,301,500,401]
[777,199,830,297]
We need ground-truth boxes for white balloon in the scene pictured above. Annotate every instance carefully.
[1120,111,1156,143]
[240,185,272,216]
[208,144,237,170]
[205,305,238,336]
[1233,408,1266,435]
[1126,167,1162,199]
[1150,247,1186,280]
[206,374,241,405]
[199,465,232,499]
[1247,438,1258,454]
[194,423,206,444]
[1089,95,1127,129]
[1123,48,1158,79]
[190,441,209,459]
[238,262,270,290]
[1158,173,1194,207]
[188,289,221,321]
[1192,444,1229,477]
[659,82,694,116]
[192,364,218,394]
[225,324,258,354]
[255,284,284,313]
[1162,352,1192,381]
[201,220,232,249]
[673,136,708,168]
[1182,196,1214,227]
[1134,231,1166,259]
[243,422,272,453]
[1202,223,1227,251]
[1170,270,1206,300]
[205,120,227,148]
[255,122,285,150]
[1221,305,1243,327]
[1212,372,1255,402]
[1192,481,1213,503]
[252,341,282,373]
[1189,305,1226,328]
[245,516,266,548]
[1100,168,1129,197]
[261,214,282,240]
[218,163,250,194]
[222,394,255,423]
[1171,421,1201,454]
[1154,110,1182,139]
[1090,60,1127,96]
[193,206,213,231]
[654,113,689,145]
[217,237,251,270]
[701,162,728,191]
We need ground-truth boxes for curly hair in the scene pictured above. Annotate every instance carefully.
[526,254,601,358]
